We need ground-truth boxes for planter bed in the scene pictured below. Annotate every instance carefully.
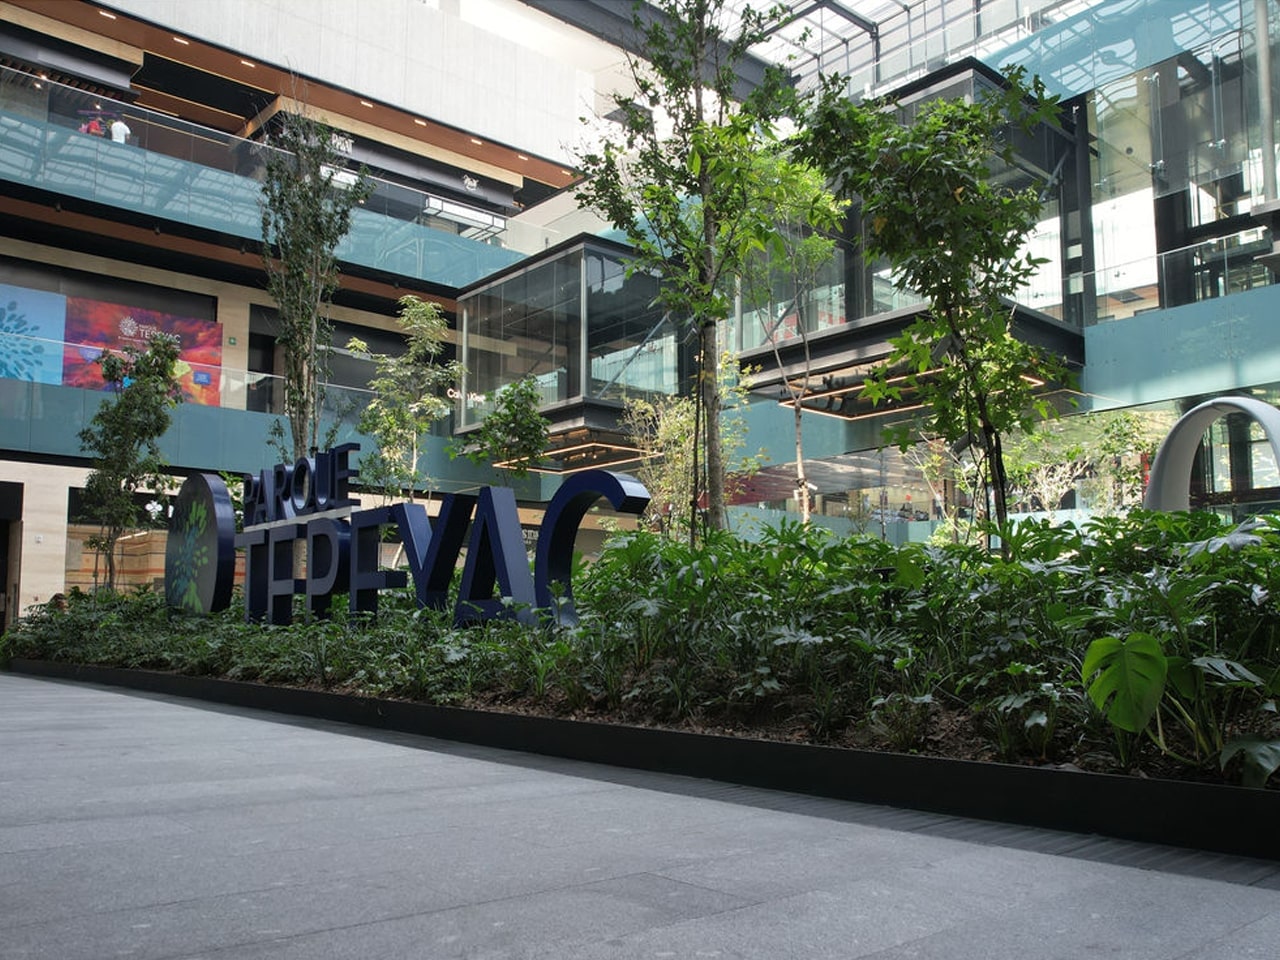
[10,657,1279,860]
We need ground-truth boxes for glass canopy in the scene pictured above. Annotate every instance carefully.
[456,236,694,473]
[715,0,1118,96]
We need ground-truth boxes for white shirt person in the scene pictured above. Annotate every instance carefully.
[110,118,130,143]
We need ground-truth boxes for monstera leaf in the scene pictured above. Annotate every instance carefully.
[1221,736,1280,788]
[1082,632,1168,734]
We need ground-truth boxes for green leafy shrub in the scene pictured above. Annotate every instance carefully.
[6,511,1280,786]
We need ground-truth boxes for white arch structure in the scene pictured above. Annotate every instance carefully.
[1144,397,1280,511]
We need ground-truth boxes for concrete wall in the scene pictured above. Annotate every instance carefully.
[0,461,88,616]
[104,0,623,166]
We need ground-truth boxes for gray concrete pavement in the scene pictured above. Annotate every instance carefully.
[2,671,1278,960]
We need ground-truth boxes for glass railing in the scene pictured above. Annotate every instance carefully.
[736,283,853,353]
[0,66,557,285]
[233,372,454,437]
[0,332,455,436]
[730,225,1275,348]
[1083,227,1273,325]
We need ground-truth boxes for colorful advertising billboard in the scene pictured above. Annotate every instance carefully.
[0,281,222,405]
[0,284,69,385]
[62,297,222,405]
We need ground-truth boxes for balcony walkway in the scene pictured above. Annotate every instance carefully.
[2,671,1278,960]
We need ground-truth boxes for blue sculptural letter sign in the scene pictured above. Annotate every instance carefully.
[164,472,237,614]
[166,444,650,626]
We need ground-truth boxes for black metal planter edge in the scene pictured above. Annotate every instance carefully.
[9,657,1277,860]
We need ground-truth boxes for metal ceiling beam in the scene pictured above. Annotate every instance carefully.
[773,1,825,34]
[819,1,880,40]
[769,1,880,43]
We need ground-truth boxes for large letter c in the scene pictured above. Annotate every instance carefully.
[534,470,650,626]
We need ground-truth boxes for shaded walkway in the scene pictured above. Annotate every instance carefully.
[1,672,1277,960]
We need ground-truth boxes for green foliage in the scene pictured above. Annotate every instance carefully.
[622,353,760,536]
[260,109,373,462]
[575,0,802,532]
[739,161,848,524]
[11,509,1280,787]
[1222,735,1280,788]
[451,375,549,480]
[1082,632,1168,734]
[801,67,1072,539]
[217,471,247,532]
[77,333,183,590]
[1084,411,1163,514]
[348,295,460,501]
[1004,410,1166,519]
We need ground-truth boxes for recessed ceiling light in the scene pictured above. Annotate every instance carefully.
[359,100,374,108]
[413,118,427,126]
[469,137,483,145]
[240,59,255,68]
[173,36,189,45]
[517,153,529,161]
[98,9,117,19]
[560,169,572,177]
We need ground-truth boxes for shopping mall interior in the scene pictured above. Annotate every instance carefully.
[2,0,1279,624]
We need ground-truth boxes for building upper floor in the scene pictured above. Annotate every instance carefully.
[5,0,1280,479]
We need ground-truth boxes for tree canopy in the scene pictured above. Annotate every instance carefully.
[576,0,812,537]
[800,67,1071,540]
[77,333,183,590]
[739,161,847,524]
[260,109,372,462]
[348,295,460,503]
[453,375,550,482]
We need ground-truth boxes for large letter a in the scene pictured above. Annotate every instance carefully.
[455,486,536,626]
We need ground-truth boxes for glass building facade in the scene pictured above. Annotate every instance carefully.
[460,0,1280,532]
[7,0,1280,612]
[458,238,688,433]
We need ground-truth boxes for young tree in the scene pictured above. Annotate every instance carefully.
[77,333,183,590]
[622,353,759,537]
[454,375,550,482]
[260,109,372,464]
[1006,410,1163,518]
[347,295,461,503]
[1084,411,1161,515]
[1004,426,1089,524]
[740,162,847,524]
[575,0,797,536]
[901,435,982,545]
[801,68,1070,542]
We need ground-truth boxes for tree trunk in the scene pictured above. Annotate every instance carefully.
[104,528,118,592]
[794,399,810,524]
[700,321,726,531]
[794,291,813,526]
[986,427,1011,559]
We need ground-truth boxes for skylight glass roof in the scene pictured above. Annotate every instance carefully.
[717,0,905,89]
[713,0,1119,96]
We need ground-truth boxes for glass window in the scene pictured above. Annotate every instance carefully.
[460,249,581,426]
[1088,13,1273,319]
[585,246,678,403]
[738,242,849,351]
[1251,418,1280,487]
